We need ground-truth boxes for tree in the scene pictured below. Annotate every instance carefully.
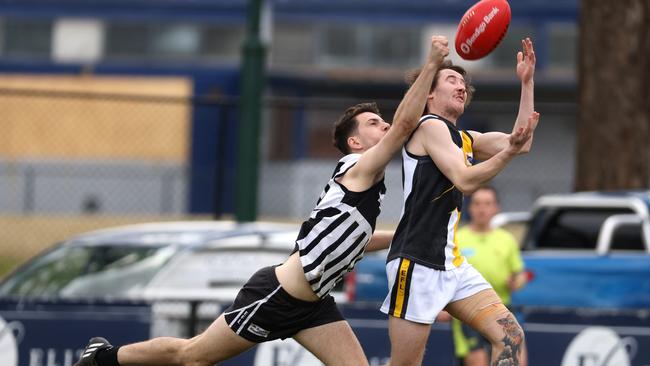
[575,0,650,190]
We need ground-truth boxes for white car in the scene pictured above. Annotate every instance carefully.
[0,220,354,366]
[0,220,347,303]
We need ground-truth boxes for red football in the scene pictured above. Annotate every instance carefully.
[455,0,511,60]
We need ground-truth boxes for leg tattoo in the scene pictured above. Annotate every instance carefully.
[492,315,523,366]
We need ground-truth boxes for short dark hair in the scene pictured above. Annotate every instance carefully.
[332,102,381,154]
[405,60,475,116]
[471,185,500,203]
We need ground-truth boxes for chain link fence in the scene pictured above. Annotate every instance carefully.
[259,97,577,224]
[0,77,196,277]
[0,79,577,278]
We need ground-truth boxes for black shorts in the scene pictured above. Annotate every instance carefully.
[223,265,344,343]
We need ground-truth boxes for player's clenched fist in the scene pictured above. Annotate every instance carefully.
[428,35,449,66]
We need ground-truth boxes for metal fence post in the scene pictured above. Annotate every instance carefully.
[235,0,266,222]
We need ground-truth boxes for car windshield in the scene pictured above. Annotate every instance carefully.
[530,207,638,250]
[0,243,177,298]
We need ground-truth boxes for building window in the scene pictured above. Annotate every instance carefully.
[548,23,577,71]
[106,21,244,64]
[105,22,150,60]
[319,23,362,67]
[317,23,421,69]
[151,24,201,60]
[488,24,536,69]
[369,27,420,67]
[3,18,53,59]
[271,23,314,66]
[201,24,245,63]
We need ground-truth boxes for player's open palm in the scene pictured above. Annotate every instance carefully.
[516,37,535,83]
[508,112,539,154]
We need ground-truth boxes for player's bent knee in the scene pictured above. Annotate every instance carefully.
[467,303,525,348]
[483,311,525,365]
[490,316,524,349]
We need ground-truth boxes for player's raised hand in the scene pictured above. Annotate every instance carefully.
[507,111,539,154]
[428,35,449,67]
[516,37,536,83]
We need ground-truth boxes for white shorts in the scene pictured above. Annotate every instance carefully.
[380,257,492,324]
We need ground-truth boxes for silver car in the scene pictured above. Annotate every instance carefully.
[0,221,353,366]
[0,220,333,303]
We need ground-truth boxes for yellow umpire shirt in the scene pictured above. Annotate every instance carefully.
[455,226,524,305]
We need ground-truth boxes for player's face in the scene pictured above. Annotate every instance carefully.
[351,112,390,151]
[430,69,467,117]
[469,189,499,227]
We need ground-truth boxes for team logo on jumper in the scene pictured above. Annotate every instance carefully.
[0,316,23,366]
[247,323,270,338]
[561,326,637,366]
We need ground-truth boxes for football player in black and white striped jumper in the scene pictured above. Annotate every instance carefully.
[73,36,450,366]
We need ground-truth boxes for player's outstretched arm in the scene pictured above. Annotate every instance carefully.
[343,36,448,190]
[422,112,539,194]
[468,38,536,160]
[365,230,394,252]
[513,37,536,151]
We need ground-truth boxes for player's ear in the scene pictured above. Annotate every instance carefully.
[347,135,362,151]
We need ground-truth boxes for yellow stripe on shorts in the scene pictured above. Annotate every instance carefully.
[393,258,411,318]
